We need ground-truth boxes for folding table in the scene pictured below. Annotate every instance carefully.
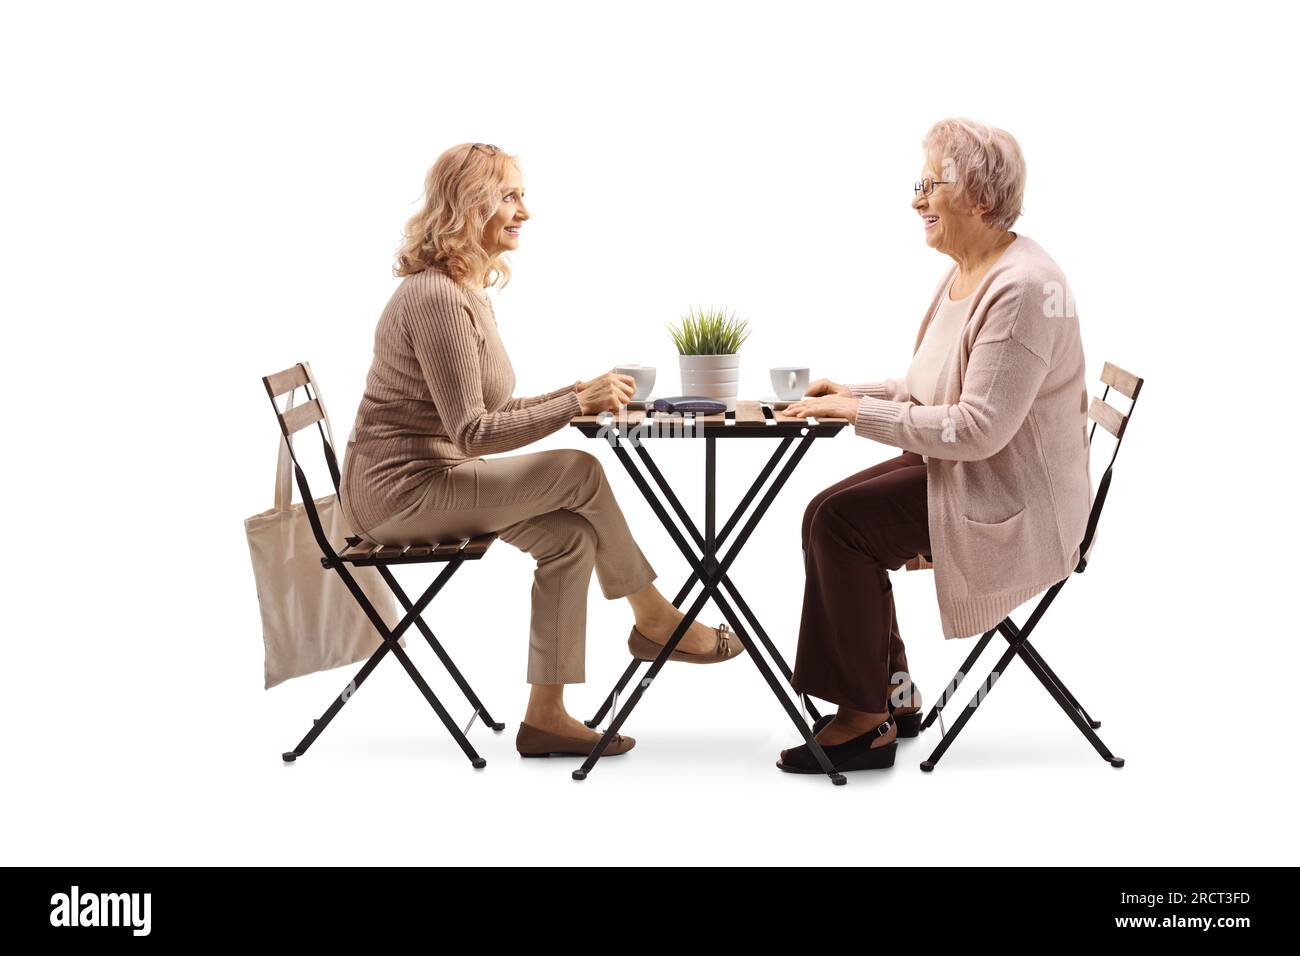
[568,399,852,785]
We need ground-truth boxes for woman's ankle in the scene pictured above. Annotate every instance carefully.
[835,707,890,728]
[524,705,574,728]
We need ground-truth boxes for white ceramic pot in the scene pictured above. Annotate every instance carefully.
[678,353,740,411]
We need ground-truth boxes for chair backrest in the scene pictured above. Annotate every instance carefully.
[1076,361,1144,572]
[261,361,345,564]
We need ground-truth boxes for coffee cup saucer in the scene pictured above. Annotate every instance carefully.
[759,396,796,409]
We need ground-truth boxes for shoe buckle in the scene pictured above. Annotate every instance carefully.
[716,623,730,655]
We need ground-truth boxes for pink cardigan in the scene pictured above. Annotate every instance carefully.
[850,234,1092,639]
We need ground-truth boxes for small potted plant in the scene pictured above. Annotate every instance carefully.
[667,306,751,412]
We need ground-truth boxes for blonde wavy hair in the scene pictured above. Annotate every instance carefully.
[394,143,519,288]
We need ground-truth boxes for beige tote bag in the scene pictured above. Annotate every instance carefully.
[245,372,400,689]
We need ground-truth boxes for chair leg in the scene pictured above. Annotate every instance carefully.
[376,563,505,732]
[284,561,489,768]
[389,642,487,769]
[1018,638,1101,729]
[919,642,1017,772]
[920,628,996,733]
[918,578,1122,771]
[1013,640,1123,767]
[283,641,392,762]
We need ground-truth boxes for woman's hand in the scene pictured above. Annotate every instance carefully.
[577,370,636,414]
[804,377,851,397]
[782,394,860,420]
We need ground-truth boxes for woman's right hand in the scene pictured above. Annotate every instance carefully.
[577,370,636,414]
[804,377,851,398]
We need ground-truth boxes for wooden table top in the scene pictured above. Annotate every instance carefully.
[569,399,849,438]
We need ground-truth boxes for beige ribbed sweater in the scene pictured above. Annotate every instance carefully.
[340,266,582,535]
[848,235,1092,640]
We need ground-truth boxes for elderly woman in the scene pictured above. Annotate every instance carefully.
[340,143,742,762]
[776,119,1092,774]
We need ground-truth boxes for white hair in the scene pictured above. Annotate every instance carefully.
[922,118,1026,231]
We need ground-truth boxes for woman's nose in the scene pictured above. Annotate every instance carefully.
[516,201,530,220]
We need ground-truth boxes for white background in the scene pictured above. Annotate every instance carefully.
[3,0,1296,866]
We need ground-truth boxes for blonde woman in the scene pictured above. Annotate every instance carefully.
[340,143,742,760]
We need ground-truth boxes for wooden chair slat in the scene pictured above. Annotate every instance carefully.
[341,540,371,558]
[463,533,497,557]
[1101,361,1143,400]
[281,399,324,434]
[433,539,468,558]
[265,365,309,398]
[403,545,434,558]
[1088,396,1126,439]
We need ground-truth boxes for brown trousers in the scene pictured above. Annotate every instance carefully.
[361,449,657,685]
[791,451,931,713]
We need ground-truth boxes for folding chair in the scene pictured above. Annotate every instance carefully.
[917,360,1144,771]
[262,362,505,769]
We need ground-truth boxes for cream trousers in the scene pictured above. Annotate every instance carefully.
[360,449,656,684]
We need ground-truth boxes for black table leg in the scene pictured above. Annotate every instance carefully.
[577,425,842,784]
[573,587,712,779]
[584,434,799,730]
[603,433,822,721]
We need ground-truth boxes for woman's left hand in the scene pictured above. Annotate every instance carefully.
[781,394,860,420]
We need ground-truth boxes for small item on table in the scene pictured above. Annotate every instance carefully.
[652,396,728,415]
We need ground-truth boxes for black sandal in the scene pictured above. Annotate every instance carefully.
[811,683,922,738]
[777,714,897,774]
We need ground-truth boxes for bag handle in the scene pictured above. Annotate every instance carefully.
[273,387,296,512]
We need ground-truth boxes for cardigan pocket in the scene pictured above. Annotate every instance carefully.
[957,507,1030,593]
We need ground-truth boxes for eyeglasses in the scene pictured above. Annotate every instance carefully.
[458,143,501,176]
[914,177,953,197]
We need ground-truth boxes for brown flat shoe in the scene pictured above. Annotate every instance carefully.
[515,722,635,758]
[627,622,746,664]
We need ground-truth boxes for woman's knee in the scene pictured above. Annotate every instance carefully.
[553,447,602,477]
[550,448,605,495]
[549,510,598,562]
[501,509,597,565]
[802,488,836,546]
[808,494,879,560]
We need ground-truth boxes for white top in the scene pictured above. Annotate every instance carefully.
[906,277,973,406]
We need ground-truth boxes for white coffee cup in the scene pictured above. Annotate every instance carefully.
[615,364,656,401]
[771,366,810,401]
